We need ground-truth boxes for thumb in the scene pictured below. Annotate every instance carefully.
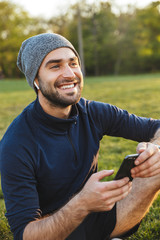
[94,170,114,181]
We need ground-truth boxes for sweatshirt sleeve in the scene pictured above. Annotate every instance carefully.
[0,135,41,240]
[87,100,160,142]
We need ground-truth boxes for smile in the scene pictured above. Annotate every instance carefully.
[60,84,75,90]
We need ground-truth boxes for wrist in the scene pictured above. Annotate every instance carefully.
[69,192,90,218]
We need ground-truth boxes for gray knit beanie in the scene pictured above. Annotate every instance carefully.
[17,33,80,89]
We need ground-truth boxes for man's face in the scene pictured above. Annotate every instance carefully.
[36,47,83,108]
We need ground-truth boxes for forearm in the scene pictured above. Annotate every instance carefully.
[23,194,88,240]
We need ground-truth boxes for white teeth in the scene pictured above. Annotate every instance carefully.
[61,84,74,89]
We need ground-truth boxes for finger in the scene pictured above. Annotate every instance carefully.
[132,159,160,177]
[96,183,132,211]
[103,181,132,200]
[103,183,132,206]
[145,168,160,177]
[131,152,159,174]
[100,177,130,192]
[132,168,160,178]
[135,143,159,165]
[93,170,114,181]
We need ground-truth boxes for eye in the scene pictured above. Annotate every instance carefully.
[71,62,78,67]
[50,65,60,69]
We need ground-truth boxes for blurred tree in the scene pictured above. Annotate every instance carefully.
[92,2,117,75]
[77,2,85,76]
[63,1,117,76]
[1,0,160,78]
[114,1,160,74]
[0,0,48,78]
[134,1,160,73]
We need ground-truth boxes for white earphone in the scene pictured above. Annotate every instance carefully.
[34,81,39,90]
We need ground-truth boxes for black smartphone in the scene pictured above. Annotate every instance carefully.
[114,154,139,181]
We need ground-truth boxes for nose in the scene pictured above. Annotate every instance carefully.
[62,65,76,79]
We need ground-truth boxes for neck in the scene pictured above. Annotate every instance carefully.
[37,94,72,119]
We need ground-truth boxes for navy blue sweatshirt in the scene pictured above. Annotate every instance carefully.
[1,97,160,240]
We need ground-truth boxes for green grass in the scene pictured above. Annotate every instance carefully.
[0,73,160,239]
[0,199,12,239]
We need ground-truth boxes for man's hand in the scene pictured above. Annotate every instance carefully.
[79,170,132,213]
[131,142,160,178]
[23,170,131,240]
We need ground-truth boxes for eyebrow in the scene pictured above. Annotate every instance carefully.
[45,57,78,68]
[45,59,61,67]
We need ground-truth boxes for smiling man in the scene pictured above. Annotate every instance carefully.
[35,47,83,118]
[1,33,160,240]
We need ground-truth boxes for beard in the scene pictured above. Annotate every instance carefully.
[37,75,83,108]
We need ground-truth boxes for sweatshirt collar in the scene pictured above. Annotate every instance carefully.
[32,98,78,132]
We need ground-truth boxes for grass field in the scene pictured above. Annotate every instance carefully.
[0,73,160,239]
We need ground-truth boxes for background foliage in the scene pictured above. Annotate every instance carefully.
[0,0,160,78]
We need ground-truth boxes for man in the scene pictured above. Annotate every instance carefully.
[1,33,160,240]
